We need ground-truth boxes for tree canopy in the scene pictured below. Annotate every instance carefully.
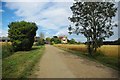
[51,36,61,44]
[8,21,38,51]
[68,2,117,55]
[68,38,76,44]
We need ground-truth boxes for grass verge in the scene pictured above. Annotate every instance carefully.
[2,42,14,58]
[56,46,119,71]
[2,46,45,78]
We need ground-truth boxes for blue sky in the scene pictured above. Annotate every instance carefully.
[0,0,119,42]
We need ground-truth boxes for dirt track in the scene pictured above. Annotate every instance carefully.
[30,45,118,78]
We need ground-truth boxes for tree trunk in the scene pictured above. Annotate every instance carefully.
[94,47,97,53]
[87,38,92,56]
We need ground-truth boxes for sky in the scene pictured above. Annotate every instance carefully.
[0,0,119,42]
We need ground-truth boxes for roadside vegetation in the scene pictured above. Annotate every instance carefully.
[2,46,45,78]
[2,42,14,58]
[55,44,119,70]
[8,21,38,51]
[68,2,117,56]
[2,21,45,78]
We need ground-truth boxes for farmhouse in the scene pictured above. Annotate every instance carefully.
[59,36,67,44]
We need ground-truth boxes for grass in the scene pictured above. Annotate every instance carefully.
[2,46,45,78]
[2,42,14,58]
[55,44,119,71]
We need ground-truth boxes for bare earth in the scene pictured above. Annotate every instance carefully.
[30,45,118,78]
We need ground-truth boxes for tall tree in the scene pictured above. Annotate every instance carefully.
[37,32,45,45]
[68,2,117,55]
[8,21,38,51]
[40,32,45,39]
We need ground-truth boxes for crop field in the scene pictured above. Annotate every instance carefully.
[0,42,11,45]
[55,44,118,57]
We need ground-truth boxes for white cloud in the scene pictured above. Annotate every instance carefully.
[0,9,4,13]
[55,28,69,36]
[5,2,72,31]
[2,0,74,2]
[4,1,119,42]
[3,0,120,2]
[0,29,8,37]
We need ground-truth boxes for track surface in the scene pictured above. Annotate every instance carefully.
[31,45,118,78]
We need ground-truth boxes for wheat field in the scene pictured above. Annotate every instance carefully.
[55,44,118,57]
[0,42,11,45]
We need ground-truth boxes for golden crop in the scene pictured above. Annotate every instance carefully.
[55,44,118,57]
[0,42,11,45]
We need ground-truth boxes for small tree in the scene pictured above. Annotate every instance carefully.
[46,37,51,44]
[68,2,117,55]
[69,38,76,44]
[37,38,45,45]
[37,32,45,45]
[50,36,61,44]
[8,21,38,51]
[40,32,45,39]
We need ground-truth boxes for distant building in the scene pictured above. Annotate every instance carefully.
[0,37,10,42]
[59,36,67,44]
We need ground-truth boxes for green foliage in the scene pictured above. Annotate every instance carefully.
[2,46,45,78]
[68,2,117,55]
[36,32,45,45]
[2,43,14,58]
[40,32,44,39]
[68,38,76,44]
[77,42,81,44]
[51,36,61,44]
[50,41,55,45]
[36,38,45,45]
[46,37,51,44]
[8,21,38,51]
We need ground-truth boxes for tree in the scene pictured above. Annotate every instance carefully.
[50,36,61,44]
[68,2,117,55]
[37,38,45,45]
[40,32,44,39]
[46,37,51,44]
[69,38,76,44]
[37,32,45,45]
[8,21,38,51]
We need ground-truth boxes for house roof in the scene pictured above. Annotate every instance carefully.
[59,36,67,39]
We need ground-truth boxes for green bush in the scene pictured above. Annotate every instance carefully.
[68,38,76,44]
[2,43,14,58]
[8,21,38,51]
[50,41,55,45]
[36,38,45,46]
[50,36,61,44]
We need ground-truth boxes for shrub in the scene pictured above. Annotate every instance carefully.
[68,39,76,44]
[8,21,38,51]
[2,43,14,58]
[50,41,55,45]
[36,38,45,46]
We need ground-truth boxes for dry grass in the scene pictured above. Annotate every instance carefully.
[55,44,118,57]
[97,45,118,57]
[0,42,11,46]
[55,44,87,53]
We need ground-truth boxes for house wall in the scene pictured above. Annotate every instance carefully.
[61,37,67,43]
